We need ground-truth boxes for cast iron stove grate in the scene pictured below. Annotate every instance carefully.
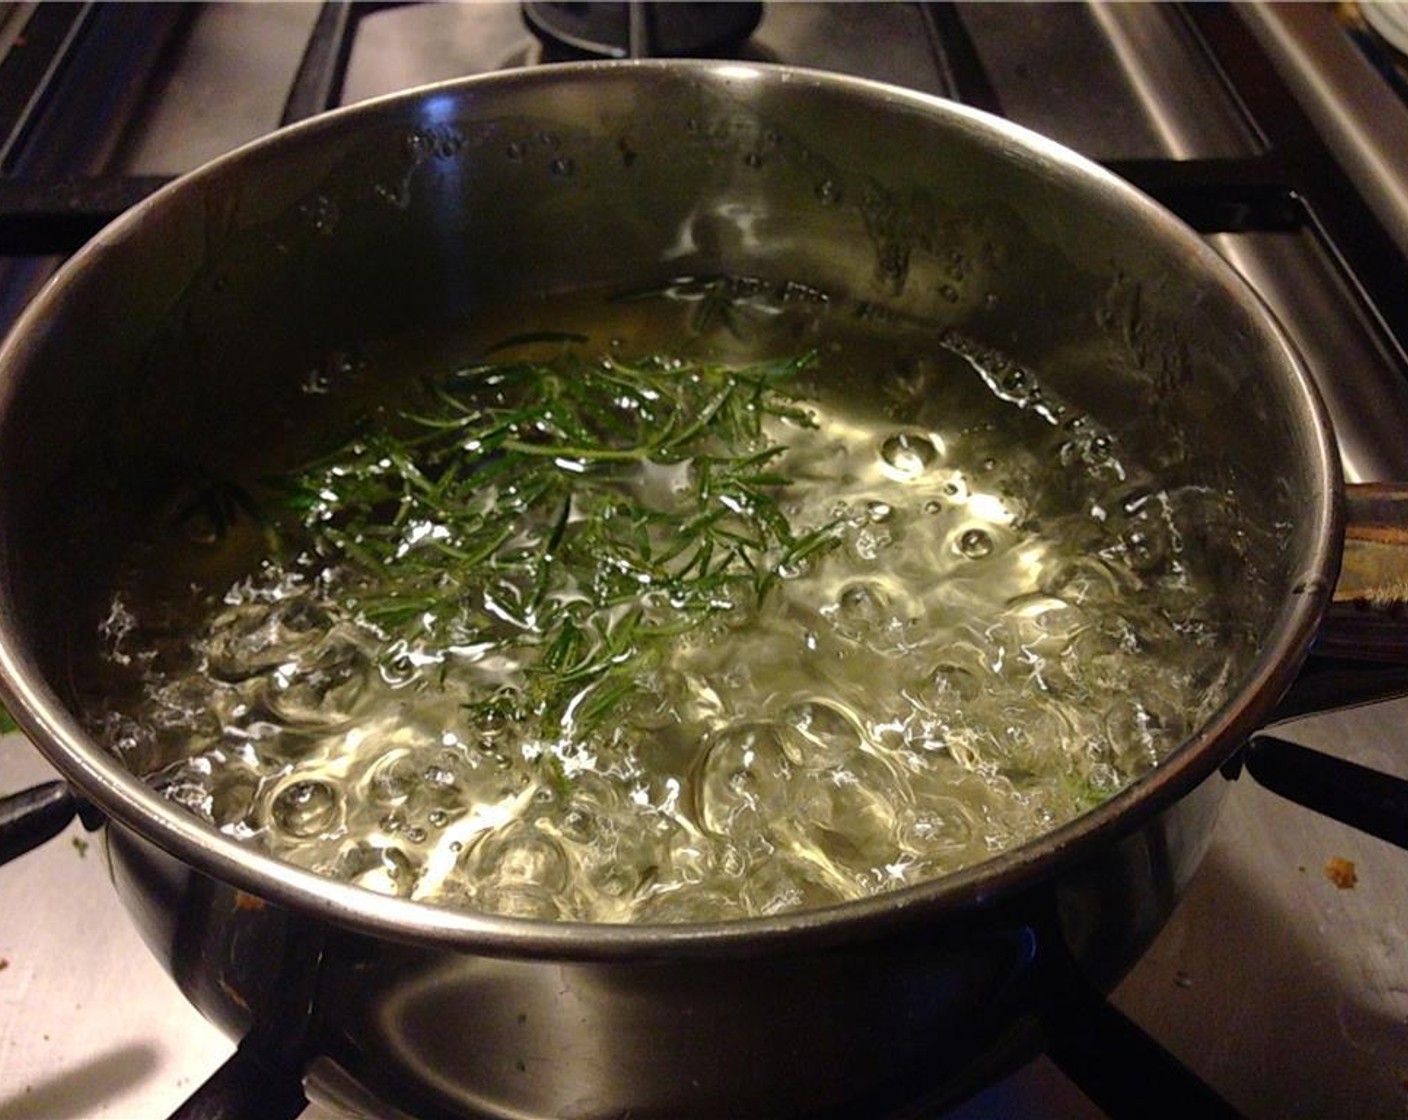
[521,1,764,61]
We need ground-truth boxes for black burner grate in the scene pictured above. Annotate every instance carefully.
[522,1,763,61]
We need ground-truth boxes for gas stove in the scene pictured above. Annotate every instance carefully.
[2,4,1408,1118]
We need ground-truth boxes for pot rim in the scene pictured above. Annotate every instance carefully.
[0,59,1343,959]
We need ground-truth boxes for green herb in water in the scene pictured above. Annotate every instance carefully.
[278,349,841,740]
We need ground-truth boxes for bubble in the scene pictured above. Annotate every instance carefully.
[880,431,939,479]
[366,751,418,805]
[1085,762,1123,796]
[865,501,893,523]
[930,722,987,774]
[263,640,370,727]
[423,764,457,788]
[741,856,844,915]
[155,771,214,819]
[693,723,790,837]
[925,661,982,706]
[468,823,571,894]
[898,797,977,855]
[814,179,842,205]
[1121,522,1174,574]
[336,842,418,897]
[474,696,516,740]
[1032,603,1085,639]
[543,778,612,848]
[838,580,889,624]
[590,862,643,902]
[853,528,891,561]
[1104,698,1171,774]
[271,779,340,838]
[958,528,995,559]
[774,558,809,581]
[210,773,258,830]
[1039,556,1123,604]
[781,700,864,769]
[780,755,903,876]
[576,805,669,903]
[1122,530,1163,572]
[205,598,324,682]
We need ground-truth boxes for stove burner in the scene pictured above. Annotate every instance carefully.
[521,2,763,60]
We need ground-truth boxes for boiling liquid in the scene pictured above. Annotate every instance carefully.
[89,284,1256,923]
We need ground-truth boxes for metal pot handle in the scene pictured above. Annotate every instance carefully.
[1316,482,1408,660]
[1238,482,1408,851]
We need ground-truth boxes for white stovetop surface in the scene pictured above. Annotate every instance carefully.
[0,734,231,1120]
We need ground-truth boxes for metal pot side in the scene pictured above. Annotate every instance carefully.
[109,770,1225,1119]
[0,62,1338,1117]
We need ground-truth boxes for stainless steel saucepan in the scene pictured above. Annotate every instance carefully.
[1,62,1406,1120]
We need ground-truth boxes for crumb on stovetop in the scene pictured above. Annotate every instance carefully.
[1325,856,1358,889]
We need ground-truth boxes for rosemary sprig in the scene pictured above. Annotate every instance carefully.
[275,348,841,741]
